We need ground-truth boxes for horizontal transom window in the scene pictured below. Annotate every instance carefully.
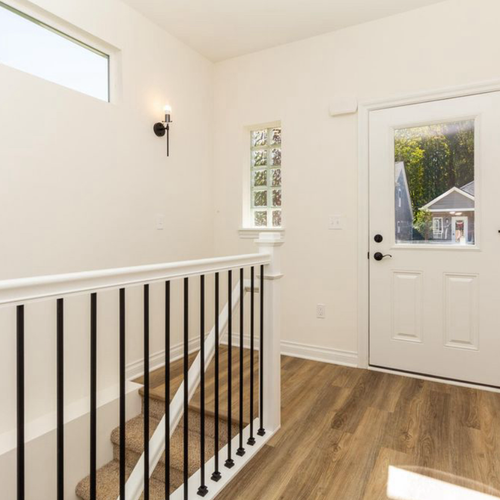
[0,2,110,101]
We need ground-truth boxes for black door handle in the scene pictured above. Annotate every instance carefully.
[374,252,392,261]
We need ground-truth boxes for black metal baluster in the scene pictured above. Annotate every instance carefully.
[57,299,64,500]
[17,305,25,500]
[165,281,171,495]
[183,278,189,500]
[119,289,126,500]
[144,285,150,500]
[90,294,97,500]
[198,276,208,496]
[211,273,222,482]
[247,268,256,446]
[225,270,235,469]
[236,269,245,457]
[257,266,265,437]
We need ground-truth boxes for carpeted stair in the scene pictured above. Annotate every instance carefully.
[76,385,239,499]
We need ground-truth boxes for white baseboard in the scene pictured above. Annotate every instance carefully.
[129,333,358,379]
[221,333,359,368]
[280,339,358,367]
[126,336,202,380]
[221,332,253,349]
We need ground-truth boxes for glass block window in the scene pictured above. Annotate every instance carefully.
[251,127,282,227]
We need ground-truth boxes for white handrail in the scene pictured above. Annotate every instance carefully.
[0,234,281,500]
[0,253,270,306]
[120,280,243,500]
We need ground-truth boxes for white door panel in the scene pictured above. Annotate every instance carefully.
[369,92,500,386]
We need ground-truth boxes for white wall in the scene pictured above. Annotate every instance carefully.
[0,0,214,280]
[0,0,215,400]
[212,0,500,361]
[0,1,215,496]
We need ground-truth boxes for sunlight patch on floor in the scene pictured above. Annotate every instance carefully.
[387,466,500,500]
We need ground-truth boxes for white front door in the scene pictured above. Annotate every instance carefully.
[369,92,500,387]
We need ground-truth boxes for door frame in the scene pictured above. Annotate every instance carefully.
[357,79,500,377]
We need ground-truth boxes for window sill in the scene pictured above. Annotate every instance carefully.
[238,227,285,240]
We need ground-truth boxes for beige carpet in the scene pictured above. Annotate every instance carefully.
[76,392,239,499]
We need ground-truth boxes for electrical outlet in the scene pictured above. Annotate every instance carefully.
[316,304,326,319]
[329,215,344,230]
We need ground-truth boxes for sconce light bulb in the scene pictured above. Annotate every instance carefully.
[163,104,172,123]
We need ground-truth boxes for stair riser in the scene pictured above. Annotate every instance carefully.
[75,460,170,500]
[142,394,253,427]
[141,398,240,442]
[143,396,167,421]
[113,446,170,483]
[143,401,208,435]
[113,443,202,478]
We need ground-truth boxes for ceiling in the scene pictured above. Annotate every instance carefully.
[120,0,446,62]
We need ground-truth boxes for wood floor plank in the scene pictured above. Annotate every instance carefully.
[414,388,451,471]
[330,364,364,389]
[449,384,482,430]
[330,370,386,434]
[362,448,414,500]
[383,376,426,455]
[313,407,391,499]
[369,372,406,413]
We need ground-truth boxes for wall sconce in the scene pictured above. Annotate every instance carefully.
[153,104,172,156]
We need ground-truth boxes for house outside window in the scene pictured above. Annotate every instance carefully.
[250,126,282,228]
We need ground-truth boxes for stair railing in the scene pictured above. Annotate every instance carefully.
[120,277,243,500]
[122,232,284,500]
[0,232,283,500]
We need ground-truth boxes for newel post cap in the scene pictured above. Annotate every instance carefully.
[255,232,284,278]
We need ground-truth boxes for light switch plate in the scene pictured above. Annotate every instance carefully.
[317,304,326,319]
[156,214,165,230]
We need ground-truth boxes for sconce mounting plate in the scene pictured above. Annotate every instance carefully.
[154,123,166,137]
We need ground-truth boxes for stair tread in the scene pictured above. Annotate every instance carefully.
[138,347,259,426]
[75,459,179,500]
[140,396,243,437]
[111,413,240,475]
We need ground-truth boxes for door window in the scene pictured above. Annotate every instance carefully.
[394,120,475,245]
[432,217,443,239]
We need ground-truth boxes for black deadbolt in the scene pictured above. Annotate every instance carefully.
[374,234,383,243]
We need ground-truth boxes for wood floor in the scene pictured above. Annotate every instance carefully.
[140,351,500,499]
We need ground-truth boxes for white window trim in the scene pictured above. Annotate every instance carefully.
[239,227,285,239]
[241,121,283,236]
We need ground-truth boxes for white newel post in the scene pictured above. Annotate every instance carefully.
[255,232,284,433]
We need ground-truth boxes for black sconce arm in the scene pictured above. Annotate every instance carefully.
[153,121,171,156]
